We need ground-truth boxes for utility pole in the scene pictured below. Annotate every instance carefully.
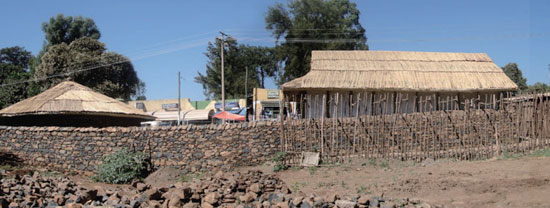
[245,66,248,121]
[177,71,181,126]
[218,31,234,124]
[220,35,225,113]
[218,31,232,113]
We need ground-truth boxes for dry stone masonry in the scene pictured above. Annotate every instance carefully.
[0,121,280,174]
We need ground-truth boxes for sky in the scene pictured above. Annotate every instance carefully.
[1,0,549,101]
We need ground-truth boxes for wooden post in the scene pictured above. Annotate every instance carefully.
[321,94,326,161]
[354,93,360,157]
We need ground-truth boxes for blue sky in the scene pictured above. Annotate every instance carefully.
[1,0,548,101]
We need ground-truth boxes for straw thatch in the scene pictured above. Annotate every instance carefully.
[0,81,154,120]
[282,50,518,92]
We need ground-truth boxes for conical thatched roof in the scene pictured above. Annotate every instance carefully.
[282,50,519,92]
[0,81,154,120]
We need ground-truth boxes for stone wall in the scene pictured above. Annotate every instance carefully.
[0,121,281,174]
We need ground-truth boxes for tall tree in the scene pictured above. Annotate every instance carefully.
[39,14,101,59]
[195,39,257,99]
[134,81,147,100]
[42,14,101,48]
[195,38,280,99]
[501,63,528,91]
[35,37,142,101]
[0,47,34,109]
[266,0,368,85]
[242,46,278,88]
[525,82,550,93]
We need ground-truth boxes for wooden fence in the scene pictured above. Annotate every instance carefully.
[280,92,550,164]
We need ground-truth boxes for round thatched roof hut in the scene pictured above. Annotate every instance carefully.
[0,81,155,127]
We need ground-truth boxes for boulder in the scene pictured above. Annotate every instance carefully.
[249,183,261,193]
[203,192,220,205]
[335,200,357,208]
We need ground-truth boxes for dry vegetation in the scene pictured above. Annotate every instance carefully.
[243,149,550,208]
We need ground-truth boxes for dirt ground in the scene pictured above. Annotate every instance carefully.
[241,155,550,208]
[7,153,549,207]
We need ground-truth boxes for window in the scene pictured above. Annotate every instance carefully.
[135,103,146,111]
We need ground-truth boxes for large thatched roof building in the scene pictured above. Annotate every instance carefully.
[0,81,155,127]
[282,50,518,118]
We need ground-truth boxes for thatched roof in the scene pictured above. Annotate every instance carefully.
[0,81,155,120]
[282,50,518,92]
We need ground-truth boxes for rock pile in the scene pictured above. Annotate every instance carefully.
[0,170,437,208]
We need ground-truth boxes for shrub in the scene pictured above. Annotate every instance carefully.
[271,152,288,172]
[92,149,151,184]
[308,166,317,175]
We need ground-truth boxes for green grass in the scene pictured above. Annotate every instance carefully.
[308,166,317,175]
[341,181,347,189]
[291,182,307,193]
[290,166,301,171]
[529,149,550,157]
[380,160,389,168]
[499,148,550,160]
[356,185,367,194]
[500,150,523,160]
[40,170,60,177]
[317,182,328,188]
[0,164,12,171]
[178,172,205,182]
[369,159,377,166]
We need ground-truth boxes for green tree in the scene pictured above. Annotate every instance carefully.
[525,82,550,93]
[134,81,147,100]
[35,37,142,101]
[242,45,278,88]
[195,39,279,99]
[41,14,101,50]
[195,39,256,99]
[0,46,34,109]
[501,63,528,91]
[266,0,368,85]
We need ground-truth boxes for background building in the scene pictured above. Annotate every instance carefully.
[0,81,155,127]
[252,88,283,121]
[128,98,246,125]
[282,50,519,118]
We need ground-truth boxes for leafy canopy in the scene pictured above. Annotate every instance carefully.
[35,37,142,100]
[266,0,368,85]
[195,38,277,99]
[500,62,550,93]
[42,14,101,48]
[501,63,528,91]
[525,82,550,93]
[0,47,35,109]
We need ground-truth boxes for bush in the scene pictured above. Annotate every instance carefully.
[92,149,151,184]
[271,152,288,172]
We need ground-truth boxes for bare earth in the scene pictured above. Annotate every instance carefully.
[61,155,550,207]
[246,156,550,208]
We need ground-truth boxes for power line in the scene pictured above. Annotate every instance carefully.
[0,35,215,89]
[234,32,550,44]
[0,59,131,88]
[2,29,546,89]
[225,20,530,33]
[118,31,216,55]
[0,32,219,88]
